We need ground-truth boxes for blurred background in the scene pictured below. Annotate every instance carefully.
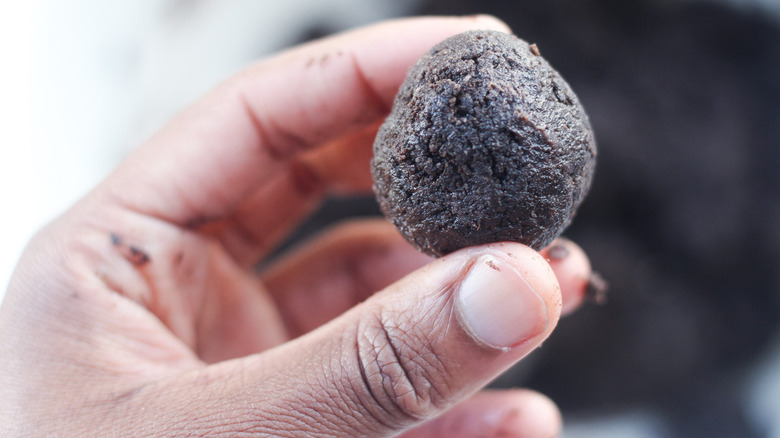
[2,0,780,436]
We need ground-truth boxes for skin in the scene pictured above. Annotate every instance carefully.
[0,16,592,437]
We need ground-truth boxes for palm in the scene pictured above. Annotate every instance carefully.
[103,212,421,367]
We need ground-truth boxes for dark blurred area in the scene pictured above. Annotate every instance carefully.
[421,1,780,436]
[288,0,780,436]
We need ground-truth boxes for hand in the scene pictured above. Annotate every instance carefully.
[0,16,593,437]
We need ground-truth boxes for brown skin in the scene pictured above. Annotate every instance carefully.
[0,16,591,437]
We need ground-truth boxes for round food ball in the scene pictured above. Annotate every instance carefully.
[371,30,597,257]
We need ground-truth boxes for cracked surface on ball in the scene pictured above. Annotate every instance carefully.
[372,30,597,257]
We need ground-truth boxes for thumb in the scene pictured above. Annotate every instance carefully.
[126,242,561,437]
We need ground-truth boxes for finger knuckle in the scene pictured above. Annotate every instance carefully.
[352,309,452,428]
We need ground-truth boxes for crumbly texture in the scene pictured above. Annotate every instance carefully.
[371,30,597,256]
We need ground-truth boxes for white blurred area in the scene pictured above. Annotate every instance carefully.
[1,1,44,300]
[0,0,416,301]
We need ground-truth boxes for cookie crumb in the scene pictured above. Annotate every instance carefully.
[586,272,609,304]
[110,232,151,267]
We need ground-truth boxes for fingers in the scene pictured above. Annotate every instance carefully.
[213,121,384,265]
[264,222,592,338]
[125,242,561,437]
[540,237,592,315]
[262,219,433,337]
[100,16,511,251]
[401,390,561,438]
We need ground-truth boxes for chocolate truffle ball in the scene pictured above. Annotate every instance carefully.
[371,30,597,257]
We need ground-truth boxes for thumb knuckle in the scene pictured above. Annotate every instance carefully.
[351,308,453,428]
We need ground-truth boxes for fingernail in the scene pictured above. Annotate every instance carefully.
[457,255,549,350]
[546,241,570,260]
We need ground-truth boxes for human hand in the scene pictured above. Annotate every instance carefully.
[0,16,593,437]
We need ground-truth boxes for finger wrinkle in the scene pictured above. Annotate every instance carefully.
[350,50,392,117]
[222,217,270,263]
[265,116,312,160]
[183,214,222,229]
[288,159,324,198]
[237,88,306,162]
[354,331,410,432]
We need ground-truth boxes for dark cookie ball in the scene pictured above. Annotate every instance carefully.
[371,30,597,257]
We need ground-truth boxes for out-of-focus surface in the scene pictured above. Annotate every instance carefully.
[0,1,43,299]
[3,1,780,437]
[0,0,415,298]
[408,1,780,437]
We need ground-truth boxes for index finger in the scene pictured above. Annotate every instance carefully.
[101,15,512,227]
